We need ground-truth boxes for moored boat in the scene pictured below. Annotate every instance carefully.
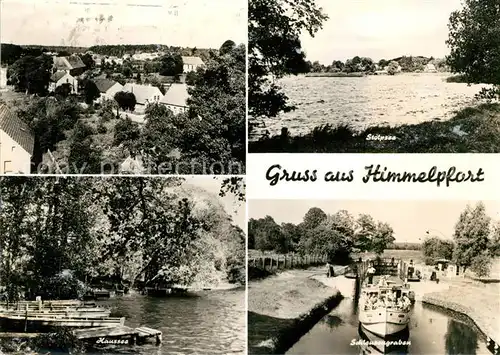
[358,276,412,337]
[0,313,125,332]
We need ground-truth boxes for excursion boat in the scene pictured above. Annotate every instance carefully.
[358,276,413,337]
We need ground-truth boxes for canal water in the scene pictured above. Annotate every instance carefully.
[89,289,245,355]
[286,291,489,354]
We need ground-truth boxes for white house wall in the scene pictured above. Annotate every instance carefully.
[0,130,31,174]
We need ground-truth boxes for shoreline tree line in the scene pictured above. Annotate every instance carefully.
[0,177,245,301]
[307,56,449,74]
[248,207,396,265]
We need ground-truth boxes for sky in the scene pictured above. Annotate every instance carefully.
[248,200,500,243]
[301,0,463,64]
[184,176,245,230]
[0,0,245,48]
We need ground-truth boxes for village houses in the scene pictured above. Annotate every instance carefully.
[50,55,86,94]
[0,104,34,174]
[122,83,163,113]
[49,71,79,94]
[181,56,205,73]
[53,56,86,77]
[160,83,190,114]
[94,78,124,104]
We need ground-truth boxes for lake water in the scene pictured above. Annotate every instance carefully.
[251,73,490,139]
[286,297,489,355]
[88,290,245,355]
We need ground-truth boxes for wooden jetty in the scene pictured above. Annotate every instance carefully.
[74,325,162,345]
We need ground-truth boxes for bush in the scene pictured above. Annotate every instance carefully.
[31,271,87,300]
[470,253,492,278]
[97,122,107,134]
[30,328,85,353]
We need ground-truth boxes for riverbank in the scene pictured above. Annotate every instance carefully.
[249,102,500,153]
[422,279,500,346]
[248,268,342,354]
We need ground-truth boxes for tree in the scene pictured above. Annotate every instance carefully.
[68,121,102,174]
[301,210,355,264]
[446,0,500,99]
[248,0,328,120]
[1,44,25,65]
[354,214,377,251]
[489,221,500,256]
[453,202,491,269]
[141,44,246,174]
[219,40,236,55]
[79,53,95,70]
[114,117,141,154]
[302,207,327,230]
[387,61,399,75]
[122,65,133,78]
[7,55,52,95]
[371,222,395,255]
[378,59,389,68]
[470,251,492,277]
[114,91,136,111]
[82,80,100,104]
[159,53,183,76]
[422,237,454,264]
[331,60,344,72]
[18,98,81,169]
[54,83,72,98]
[360,57,376,72]
[185,70,197,85]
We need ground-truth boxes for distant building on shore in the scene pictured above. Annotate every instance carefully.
[424,63,438,73]
[181,56,205,73]
[0,104,34,174]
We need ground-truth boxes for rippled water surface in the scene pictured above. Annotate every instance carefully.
[286,297,489,355]
[89,290,245,355]
[252,73,490,138]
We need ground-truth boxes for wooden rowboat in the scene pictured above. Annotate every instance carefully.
[0,314,125,331]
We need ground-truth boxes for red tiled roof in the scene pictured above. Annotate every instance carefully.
[0,104,35,155]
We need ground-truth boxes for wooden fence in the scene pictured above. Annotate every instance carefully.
[248,254,327,272]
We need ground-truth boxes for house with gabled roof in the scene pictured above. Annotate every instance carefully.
[122,83,164,112]
[94,78,123,103]
[181,56,205,73]
[53,55,86,76]
[160,83,189,114]
[49,71,78,94]
[0,104,34,174]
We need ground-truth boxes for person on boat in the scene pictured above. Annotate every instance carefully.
[367,264,376,284]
